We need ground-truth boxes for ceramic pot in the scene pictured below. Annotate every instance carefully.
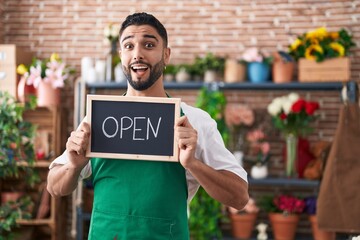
[224,59,246,83]
[230,213,257,239]
[17,76,36,103]
[37,81,61,107]
[309,215,336,240]
[247,62,270,83]
[269,213,299,240]
[204,70,218,83]
[250,165,268,179]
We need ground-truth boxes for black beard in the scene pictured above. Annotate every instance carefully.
[122,59,165,91]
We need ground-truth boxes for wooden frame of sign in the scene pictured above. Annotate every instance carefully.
[86,94,181,162]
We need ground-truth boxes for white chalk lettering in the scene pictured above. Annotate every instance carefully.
[133,117,146,140]
[147,117,162,140]
[120,116,133,139]
[102,116,118,138]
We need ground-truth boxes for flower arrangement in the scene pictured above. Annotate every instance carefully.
[267,92,320,137]
[17,53,74,89]
[246,129,270,166]
[104,22,120,44]
[259,194,305,215]
[241,47,273,64]
[304,196,317,215]
[288,27,355,62]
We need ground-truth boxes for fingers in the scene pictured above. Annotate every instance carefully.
[67,122,91,155]
[175,116,193,128]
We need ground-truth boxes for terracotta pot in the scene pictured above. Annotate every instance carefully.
[36,81,61,107]
[309,215,336,240]
[224,59,246,83]
[1,191,24,203]
[269,213,299,240]
[272,61,295,83]
[230,213,257,239]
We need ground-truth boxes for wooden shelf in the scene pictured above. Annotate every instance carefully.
[17,160,50,168]
[17,218,52,225]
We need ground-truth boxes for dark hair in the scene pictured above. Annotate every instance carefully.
[119,12,168,47]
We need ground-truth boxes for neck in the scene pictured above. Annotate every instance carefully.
[125,77,167,97]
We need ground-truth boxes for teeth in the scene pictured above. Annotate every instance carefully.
[132,65,148,70]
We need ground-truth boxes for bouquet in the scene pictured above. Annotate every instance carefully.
[289,27,355,62]
[104,22,120,44]
[17,53,74,89]
[246,129,270,166]
[267,92,320,137]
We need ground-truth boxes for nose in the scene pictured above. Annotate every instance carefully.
[132,46,144,61]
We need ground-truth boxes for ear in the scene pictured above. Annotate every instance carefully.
[118,49,122,61]
[164,47,171,65]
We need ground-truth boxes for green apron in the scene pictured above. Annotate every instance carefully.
[88,157,189,240]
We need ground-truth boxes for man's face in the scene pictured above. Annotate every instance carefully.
[119,25,170,91]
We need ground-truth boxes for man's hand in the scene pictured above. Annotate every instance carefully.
[66,121,91,169]
[175,116,198,168]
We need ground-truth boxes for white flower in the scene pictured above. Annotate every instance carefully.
[110,24,120,38]
[103,27,111,38]
[267,97,283,116]
[288,92,299,102]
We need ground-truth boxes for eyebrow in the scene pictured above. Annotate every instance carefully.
[121,34,159,43]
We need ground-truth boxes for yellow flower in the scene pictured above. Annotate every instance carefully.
[16,64,28,75]
[305,44,323,60]
[329,42,345,56]
[290,38,302,51]
[329,31,339,39]
[306,27,328,40]
[50,53,60,62]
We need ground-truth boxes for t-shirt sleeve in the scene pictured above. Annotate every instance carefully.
[49,150,92,180]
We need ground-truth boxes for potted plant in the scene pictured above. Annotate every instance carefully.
[17,53,75,107]
[189,86,229,239]
[224,58,246,83]
[245,129,271,179]
[304,196,336,240]
[241,48,273,83]
[272,51,295,83]
[0,91,39,187]
[174,63,191,83]
[288,27,355,82]
[194,53,225,83]
[0,196,33,239]
[163,64,177,82]
[228,197,259,239]
[259,194,305,240]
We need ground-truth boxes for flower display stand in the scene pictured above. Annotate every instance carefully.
[229,213,257,239]
[269,213,299,240]
[298,57,350,82]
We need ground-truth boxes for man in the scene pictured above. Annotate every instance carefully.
[47,12,248,239]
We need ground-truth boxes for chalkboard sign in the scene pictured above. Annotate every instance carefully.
[86,95,181,162]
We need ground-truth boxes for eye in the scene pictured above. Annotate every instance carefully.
[145,42,155,48]
[124,43,133,50]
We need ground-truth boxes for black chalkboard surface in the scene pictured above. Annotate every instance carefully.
[86,95,181,162]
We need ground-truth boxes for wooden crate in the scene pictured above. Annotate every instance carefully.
[298,57,350,82]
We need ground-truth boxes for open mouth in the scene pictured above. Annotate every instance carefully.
[131,64,149,74]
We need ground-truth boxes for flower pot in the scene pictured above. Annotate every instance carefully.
[224,59,246,83]
[229,213,257,239]
[272,61,295,83]
[247,62,270,83]
[269,213,299,240]
[36,81,61,107]
[309,215,335,240]
[250,165,268,179]
[204,70,218,83]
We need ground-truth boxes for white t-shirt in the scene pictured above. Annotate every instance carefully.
[49,102,248,202]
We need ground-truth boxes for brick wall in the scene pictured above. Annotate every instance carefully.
[0,0,4,43]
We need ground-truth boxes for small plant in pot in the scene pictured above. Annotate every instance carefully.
[259,194,305,240]
[228,197,259,239]
[195,52,225,83]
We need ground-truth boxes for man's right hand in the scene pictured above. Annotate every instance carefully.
[66,121,91,169]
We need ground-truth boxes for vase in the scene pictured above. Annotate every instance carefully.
[285,133,298,178]
[250,164,268,179]
[229,213,257,239]
[105,41,118,82]
[269,213,299,240]
[247,62,270,83]
[37,81,61,107]
[309,215,336,240]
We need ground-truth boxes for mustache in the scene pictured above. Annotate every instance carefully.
[129,61,151,68]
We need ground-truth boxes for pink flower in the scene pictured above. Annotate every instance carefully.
[26,65,42,88]
[225,104,254,127]
[261,142,270,155]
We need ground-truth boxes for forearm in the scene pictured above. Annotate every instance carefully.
[47,163,83,197]
[186,159,249,210]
